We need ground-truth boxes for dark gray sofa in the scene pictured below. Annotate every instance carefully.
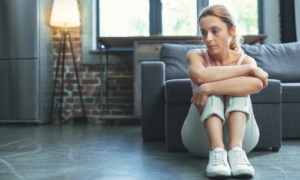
[141,41,300,152]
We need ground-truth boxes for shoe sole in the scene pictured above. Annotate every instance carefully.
[207,170,231,178]
[232,169,254,178]
[232,174,253,178]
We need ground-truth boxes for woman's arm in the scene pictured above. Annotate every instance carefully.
[201,56,267,96]
[187,50,253,86]
[196,65,253,85]
[203,76,263,97]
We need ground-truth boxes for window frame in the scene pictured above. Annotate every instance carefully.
[95,0,261,50]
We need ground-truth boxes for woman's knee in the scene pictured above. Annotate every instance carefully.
[225,94,251,122]
[201,95,226,127]
[207,94,225,105]
[231,94,250,100]
[226,94,251,106]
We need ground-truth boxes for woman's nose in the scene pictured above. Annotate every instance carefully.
[207,33,213,41]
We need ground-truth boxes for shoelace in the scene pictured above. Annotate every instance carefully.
[231,150,250,166]
[211,151,227,166]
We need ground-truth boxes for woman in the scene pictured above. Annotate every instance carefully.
[181,5,269,179]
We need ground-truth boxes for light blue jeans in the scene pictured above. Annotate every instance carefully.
[181,94,260,158]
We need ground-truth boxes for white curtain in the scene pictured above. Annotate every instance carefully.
[295,0,300,41]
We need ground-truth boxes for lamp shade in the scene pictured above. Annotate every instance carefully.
[50,0,80,27]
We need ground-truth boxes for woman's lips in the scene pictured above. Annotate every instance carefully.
[208,45,216,48]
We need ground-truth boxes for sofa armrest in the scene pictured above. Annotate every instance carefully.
[141,61,166,140]
[250,79,282,103]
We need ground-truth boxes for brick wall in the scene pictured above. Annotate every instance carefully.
[52,0,134,122]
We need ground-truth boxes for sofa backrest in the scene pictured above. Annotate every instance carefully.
[242,42,300,82]
[160,43,205,81]
[160,42,300,82]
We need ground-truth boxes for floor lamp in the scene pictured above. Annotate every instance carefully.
[49,0,87,123]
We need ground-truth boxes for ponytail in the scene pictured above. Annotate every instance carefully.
[230,33,244,53]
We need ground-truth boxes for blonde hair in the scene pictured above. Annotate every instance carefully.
[198,5,244,53]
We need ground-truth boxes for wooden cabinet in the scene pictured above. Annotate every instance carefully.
[133,39,204,117]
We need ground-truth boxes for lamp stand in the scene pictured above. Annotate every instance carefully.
[49,28,87,123]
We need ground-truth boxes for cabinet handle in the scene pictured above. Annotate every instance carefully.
[155,46,160,50]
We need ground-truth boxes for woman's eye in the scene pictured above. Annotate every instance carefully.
[201,32,207,35]
[213,29,219,33]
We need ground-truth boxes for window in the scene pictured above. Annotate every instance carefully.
[96,0,259,46]
[98,0,149,37]
[97,0,201,38]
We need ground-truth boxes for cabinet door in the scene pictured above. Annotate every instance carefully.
[0,0,38,59]
[0,60,39,120]
[135,42,165,59]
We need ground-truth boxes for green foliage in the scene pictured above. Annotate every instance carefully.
[162,0,197,36]
[233,0,258,35]
[131,19,148,36]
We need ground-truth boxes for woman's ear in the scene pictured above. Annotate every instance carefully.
[230,25,236,37]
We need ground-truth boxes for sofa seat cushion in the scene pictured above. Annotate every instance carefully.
[165,79,281,104]
[282,83,300,103]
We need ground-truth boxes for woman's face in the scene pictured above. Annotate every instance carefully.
[199,15,235,54]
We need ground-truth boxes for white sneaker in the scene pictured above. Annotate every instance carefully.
[228,146,254,178]
[206,147,231,178]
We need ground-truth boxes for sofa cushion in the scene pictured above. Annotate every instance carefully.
[242,42,300,82]
[282,83,300,103]
[160,43,206,81]
[165,79,281,104]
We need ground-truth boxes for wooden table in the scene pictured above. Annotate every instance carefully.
[97,34,267,47]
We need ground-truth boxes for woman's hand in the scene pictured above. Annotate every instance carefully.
[248,66,269,88]
[191,84,209,116]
